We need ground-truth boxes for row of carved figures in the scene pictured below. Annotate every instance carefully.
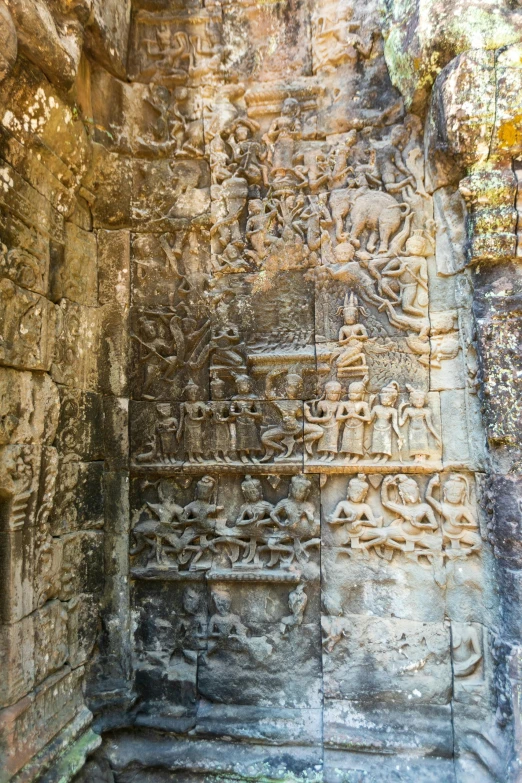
[210,104,424,197]
[210,114,430,276]
[137,377,441,465]
[134,2,377,87]
[168,582,308,665]
[131,472,479,573]
[157,584,483,680]
[132,474,319,572]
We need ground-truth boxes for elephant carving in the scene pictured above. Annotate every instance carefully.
[330,177,410,254]
[349,191,410,254]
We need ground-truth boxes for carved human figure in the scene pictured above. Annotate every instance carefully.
[280,583,308,635]
[382,233,429,317]
[155,404,179,464]
[337,381,371,461]
[214,242,251,274]
[328,131,357,190]
[210,174,249,255]
[369,382,402,463]
[452,624,483,678]
[246,199,277,262]
[324,241,386,309]
[178,380,209,463]
[399,386,441,462]
[313,1,375,73]
[174,587,207,663]
[225,119,266,186]
[270,476,319,538]
[131,482,190,568]
[181,476,223,539]
[231,376,263,464]
[430,313,460,367]
[295,148,330,193]
[380,475,440,560]
[426,474,481,556]
[207,589,247,655]
[301,194,333,252]
[373,125,416,195]
[189,22,223,81]
[191,323,245,373]
[261,373,304,462]
[329,474,383,553]
[143,26,190,82]
[134,315,179,400]
[303,381,343,462]
[263,97,302,180]
[209,132,232,184]
[169,88,205,157]
[263,476,320,567]
[210,378,235,463]
[146,481,185,530]
[334,292,369,377]
[234,475,274,566]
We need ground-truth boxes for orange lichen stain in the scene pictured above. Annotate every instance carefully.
[497,115,522,149]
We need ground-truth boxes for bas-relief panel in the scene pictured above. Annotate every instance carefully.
[123,0,493,776]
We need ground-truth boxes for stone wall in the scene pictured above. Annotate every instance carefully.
[0,1,132,780]
[1,0,522,782]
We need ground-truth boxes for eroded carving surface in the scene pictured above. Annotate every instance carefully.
[1,0,518,782]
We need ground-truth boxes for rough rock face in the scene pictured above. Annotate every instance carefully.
[0,0,521,781]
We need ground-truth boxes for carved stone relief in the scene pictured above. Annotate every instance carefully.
[120,3,497,779]
[0,0,515,781]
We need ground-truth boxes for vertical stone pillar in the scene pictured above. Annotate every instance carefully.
[427,43,522,779]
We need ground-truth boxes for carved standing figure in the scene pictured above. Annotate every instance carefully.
[210,378,235,463]
[313,1,375,73]
[328,130,357,190]
[246,199,276,263]
[337,380,371,461]
[383,232,429,317]
[189,22,223,81]
[173,587,207,663]
[303,381,343,462]
[231,376,263,464]
[263,97,302,183]
[399,386,440,462]
[369,381,402,463]
[178,380,209,463]
[155,403,179,464]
